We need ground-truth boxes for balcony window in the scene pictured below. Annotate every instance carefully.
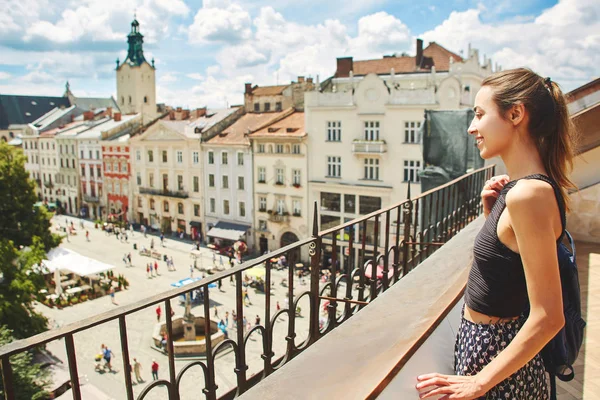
[210,198,215,213]
[163,174,168,191]
[209,174,215,188]
[364,158,379,180]
[403,160,421,183]
[208,151,214,164]
[275,168,284,185]
[178,202,184,214]
[259,196,267,211]
[327,156,341,178]
[149,173,154,188]
[164,201,169,212]
[193,176,199,192]
[276,199,285,214]
[177,150,183,164]
[364,121,380,141]
[177,175,184,191]
[258,167,266,183]
[404,121,421,143]
[327,121,341,142]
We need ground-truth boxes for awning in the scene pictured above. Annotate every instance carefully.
[206,221,250,242]
[189,221,201,228]
[42,248,115,277]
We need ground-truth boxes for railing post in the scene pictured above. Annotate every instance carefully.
[203,286,218,400]
[119,316,134,400]
[164,300,180,400]
[309,202,322,345]
[65,334,82,400]
[402,182,413,275]
[1,356,15,400]
[234,271,248,395]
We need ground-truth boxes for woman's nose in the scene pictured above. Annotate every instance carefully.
[467,120,477,135]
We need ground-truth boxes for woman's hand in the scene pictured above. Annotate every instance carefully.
[415,373,487,399]
[481,174,510,218]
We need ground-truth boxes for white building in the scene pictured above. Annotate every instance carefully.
[305,39,492,268]
[251,109,309,259]
[203,112,286,250]
[130,107,242,240]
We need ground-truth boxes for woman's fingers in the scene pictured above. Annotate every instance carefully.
[417,372,448,381]
[419,386,454,399]
[416,376,450,389]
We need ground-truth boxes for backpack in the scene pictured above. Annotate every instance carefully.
[541,230,586,399]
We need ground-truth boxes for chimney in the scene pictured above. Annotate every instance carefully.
[416,38,423,68]
[106,107,113,118]
[335,57,353,78]
[297,76,305,83]
[196,107,207,118]
[113,112,122,122]
[83,111,94,121]
[176,107,182,112]
[245,83,252,94]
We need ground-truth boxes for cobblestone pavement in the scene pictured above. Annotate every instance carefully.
[37,217,322,399]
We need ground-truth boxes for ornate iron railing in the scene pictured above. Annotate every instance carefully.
[0,166,494,400]
[139,187,189,199]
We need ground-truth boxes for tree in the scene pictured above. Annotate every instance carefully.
[0,326,50,400]
[0,142,61,338]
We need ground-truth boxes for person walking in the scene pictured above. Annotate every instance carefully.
[101,344,113,372]
[127,252,132,266]
[276,301,281,311]
[212,252,216,266]
[242,316,247,333]
[151,359,159,381]
[218,279,223,292]
[225,311,229,327]
[154,260,159,276]
[190,264,194,278]
[132,358,142,383]
[160,232,164,246]
[85,230,90,242]
[150,238,154,250]
[417,69,576,399]
[156,305,161,322]
[147,263,152,278]
[109,286,117,305]
[214,306,219,319]
[170,256,175,271]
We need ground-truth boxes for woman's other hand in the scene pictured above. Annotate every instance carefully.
[482,175,510,218]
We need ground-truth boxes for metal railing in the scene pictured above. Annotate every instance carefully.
[0,166,494,400]
[351,140,387,154]
[139,187,189,199]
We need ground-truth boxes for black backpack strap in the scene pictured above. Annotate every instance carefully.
[550,372,557,400]
[564,230,576,263]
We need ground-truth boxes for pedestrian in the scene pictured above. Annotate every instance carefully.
[109,286,117,305]
[128,252,132,266]
[154,260,159,276]
[231,309,236,325]
[246,320,252,333]
[190,264,194,278]
[133,358,142,383]
[255,314,261,326]
[243,287,252,306]
[214,306,219,318]
[86,230,90,242]
[218,279,223,292]
[276,301,281,311]
[242,316,247,332]
[219,255,224,267]
[142,225,147,238]
[123,254,128,266]
[101,344,113,371]
[147,263,151,278]
[225,311,229,326]
[212,252,216,266]
[156,305,161,322]
[150,238,154,250]
[124,232,128,242]
[230,272,234,284]
[160,232,164,246]
[151,359,159,381]
[170,256,175,271]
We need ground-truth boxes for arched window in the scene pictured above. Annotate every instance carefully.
[128,96,132,104]
[121,96,124,105]
[178,203,184,214]
[144,96,148,103]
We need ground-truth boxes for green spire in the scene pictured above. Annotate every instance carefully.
[124,17,149,67]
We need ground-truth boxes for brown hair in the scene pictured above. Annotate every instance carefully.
[481,67,578,212]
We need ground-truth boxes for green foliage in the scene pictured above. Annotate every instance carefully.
[0,327,51,400]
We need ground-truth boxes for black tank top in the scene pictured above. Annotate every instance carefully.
[464,174,566,318]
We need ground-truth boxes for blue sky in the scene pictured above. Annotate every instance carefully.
[1,0,598,109]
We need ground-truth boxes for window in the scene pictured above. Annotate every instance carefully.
[327,121,341,141]
[259,220,267,231]
[404,121,421,143]
[149,173,154,188]
[208,151,214,164]
[81,150,84,159]
[194,204,200,217]
[259,196,267,212]
[254,103,260,112]
[359,195,382,215]
[275,168,284,184]
[162,150,168,163]
[208,174,215,187]
[403,160,421,183]
[59,145,63,154]
[210,198,216,213]
[223,200,230,215]
[293,200,301,216]
[97,166,101,178]
[121,96,124,105]
[292,144,301,154]
[364,121,380,141]
[178,203,184,214]
[264,102,271,112]
[71,145,74,154]
[96,150,100,159]
[177,150,183,164]
[106,162,112,172]
[136,150,141,161]
[129,95,132,104]
[238,176,244,190]
[239,201,246,217]
[276,199,285,214]
[257,144,265,153]
[138,197,142,208]
[327,156,341,177]
[364,158,379,180]
[60,159,64,168]
[222,175,229,189]
[345,194,356,214]
[192,151,199,164]
[321,192,341,212]
[148,150,154,162]
[121,162,127,173]
[164,201,169,212]
[136,173,141,186]
[275,102,282,111]
[221,152,228,165]
[72,159,75,168]
[113,162,118,172]
[90,167,94,177]
[275,144,284,153]
[292,169,301,185]
[193,176,199,192]
[177,175,183,190]
[150,199,155,210]
[258,167,266,183]
[144,96,148,103]
[237,152,244,165]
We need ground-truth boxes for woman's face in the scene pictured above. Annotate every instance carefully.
[468,86,514,160]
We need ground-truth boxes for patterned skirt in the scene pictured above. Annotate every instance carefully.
[454,307,548,399]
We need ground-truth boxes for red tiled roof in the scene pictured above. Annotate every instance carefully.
[352,42,463,76]
[206,111,289,145]
[250,110,305,138]
[250,85,289,96]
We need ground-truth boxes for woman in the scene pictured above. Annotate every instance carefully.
[416,68,577,399]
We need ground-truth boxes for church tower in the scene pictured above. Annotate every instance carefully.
[116,17,157,120]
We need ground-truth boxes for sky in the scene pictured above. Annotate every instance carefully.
[1,0,599,109]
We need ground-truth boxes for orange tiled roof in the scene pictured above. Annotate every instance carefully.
[250,110,305,138]
[250,85,289,96]
[352,42,463,76]
[206,111,289,145]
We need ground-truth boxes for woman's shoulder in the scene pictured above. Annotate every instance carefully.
[505,179,557,216]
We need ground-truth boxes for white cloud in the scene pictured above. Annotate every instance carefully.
[188,2,252,44]
[0,72,11,80]
[352,12,411,53]
[186,73,204,80]
[421,0,600,89]
[158,72,178,83]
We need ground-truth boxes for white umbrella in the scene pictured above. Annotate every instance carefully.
[54,268,63,296]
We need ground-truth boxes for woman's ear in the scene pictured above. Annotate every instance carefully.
[509,103,526,126]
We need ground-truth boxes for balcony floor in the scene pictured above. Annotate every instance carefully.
[559,240,600,400]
